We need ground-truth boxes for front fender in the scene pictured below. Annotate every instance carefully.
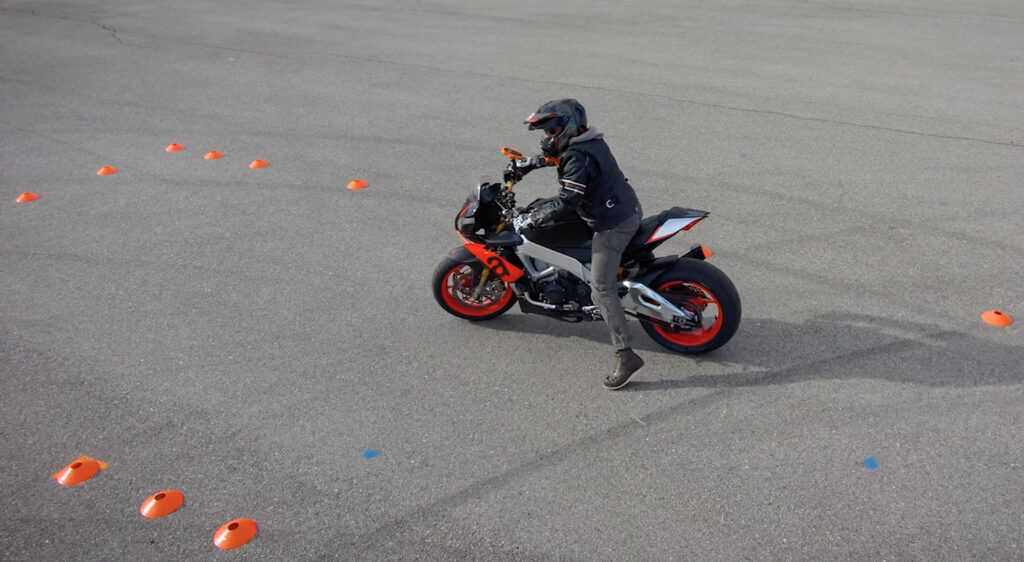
[445,242,524,282]
[445,245,479,265]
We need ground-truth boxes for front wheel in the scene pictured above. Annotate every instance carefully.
[432,257,517,321]
[639,259,741,354]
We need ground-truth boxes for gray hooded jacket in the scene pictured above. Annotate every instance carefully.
[530,128,642,231]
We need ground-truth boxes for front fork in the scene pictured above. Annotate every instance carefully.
[471,268,492,299]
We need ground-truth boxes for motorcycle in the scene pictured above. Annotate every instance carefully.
[432,147,741,354]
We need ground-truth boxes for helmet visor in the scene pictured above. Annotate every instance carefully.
[525,113,566,131]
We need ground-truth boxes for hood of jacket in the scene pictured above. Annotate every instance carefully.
[568,127,603,146]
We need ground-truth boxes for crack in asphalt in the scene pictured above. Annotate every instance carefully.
[798,0,1024,26]
[0,120,118,161]
[295,48,1024,150]
[318,54,1023,151]
[0,4,127,46]
[3,4,1020,151]
[348,327,966,551]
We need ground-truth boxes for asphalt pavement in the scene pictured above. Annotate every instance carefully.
[1,0,1022,559]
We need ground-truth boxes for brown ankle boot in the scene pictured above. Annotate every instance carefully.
[604,348,644,390]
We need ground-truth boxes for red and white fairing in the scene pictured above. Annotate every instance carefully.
[646,216,706,243]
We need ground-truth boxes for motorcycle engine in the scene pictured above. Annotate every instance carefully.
[538,273,591,307]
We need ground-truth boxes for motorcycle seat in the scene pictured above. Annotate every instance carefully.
[627,207,709,250]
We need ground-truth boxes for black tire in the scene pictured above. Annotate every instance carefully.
[638,259,741,354]
[432,257,517,321]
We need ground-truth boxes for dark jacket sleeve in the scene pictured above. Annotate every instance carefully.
[530,150,589,226]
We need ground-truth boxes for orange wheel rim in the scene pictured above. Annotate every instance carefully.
[650,281,723,346]
[440,264,513,317]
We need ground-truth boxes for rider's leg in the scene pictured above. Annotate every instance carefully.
[591,215,638,349]
[590,213,644,389]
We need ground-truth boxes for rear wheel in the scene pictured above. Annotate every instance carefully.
[639,259,740,354]
[432,258,517,321]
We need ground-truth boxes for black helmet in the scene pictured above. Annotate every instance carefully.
[524,99,588,157]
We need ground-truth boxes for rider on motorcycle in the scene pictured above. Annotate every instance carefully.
[505,99,646,390]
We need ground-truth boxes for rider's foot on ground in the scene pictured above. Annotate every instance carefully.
[604,348,644,390]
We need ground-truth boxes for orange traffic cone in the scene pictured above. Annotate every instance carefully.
[248,159,269,169]
[165,143,185,152]
[982,310,1013,327]
[140,489,184,519]
[347,179,368,190]
[16,192,40,203]
[97,166,118,176]
[53,456,107,486]
[204,151,224,160]
[214,518,258,549]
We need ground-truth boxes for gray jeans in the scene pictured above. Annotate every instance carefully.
[590,213,642,351]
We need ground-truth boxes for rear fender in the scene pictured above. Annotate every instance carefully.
[632,245,710,285]
[632,256,681,286]
[680,244,712,260]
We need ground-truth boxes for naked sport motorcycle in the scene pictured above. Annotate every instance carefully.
[432,147,740,354]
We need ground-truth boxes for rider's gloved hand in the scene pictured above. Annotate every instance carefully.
[503,155,548,183]
[526,197,567,229]
[512,213,536,232]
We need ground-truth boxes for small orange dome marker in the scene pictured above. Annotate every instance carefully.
[347,179,368,190]
[140,489,184,519]
[165,143,185,152]
[214,518,258,549]
[249,159,269,169]
[204,151,224,160]
[982,310,1012,327]
[97,166,118,176]
[16,192,40,203]
[52,456,107,486]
